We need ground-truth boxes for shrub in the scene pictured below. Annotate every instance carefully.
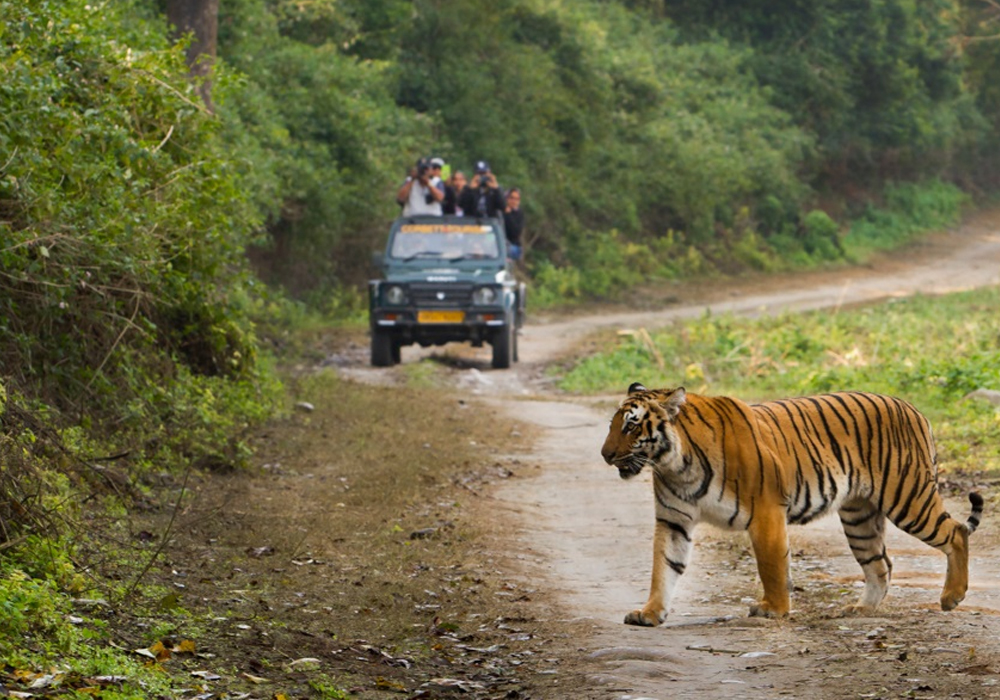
[0,570,80,662]
[0,0,280,463]
[844,180,969,256]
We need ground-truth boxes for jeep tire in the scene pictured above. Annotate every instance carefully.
[491,320,514,369]
[371,328,396,367]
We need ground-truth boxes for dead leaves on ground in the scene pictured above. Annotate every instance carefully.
[0,639,289,698]
[321,615,545,697]
[0,668,132,696]
[132,638,197,662]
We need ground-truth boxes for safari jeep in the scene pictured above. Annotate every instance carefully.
[368,215,526,368]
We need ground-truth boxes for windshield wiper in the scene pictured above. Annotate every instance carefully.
[400,250,444,262]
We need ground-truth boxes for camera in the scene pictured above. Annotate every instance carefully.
[416,158,430,178]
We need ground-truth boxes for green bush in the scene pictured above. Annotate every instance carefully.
[532,227,712,306]
[0,0,280,462]
[0,567,177,695]
[0,571,76,660]
[844,180,969,256]
[659,1,986,186]
[531,261,584,307]
[218,0,426,292]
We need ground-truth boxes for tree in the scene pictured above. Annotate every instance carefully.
[166,0,219,108]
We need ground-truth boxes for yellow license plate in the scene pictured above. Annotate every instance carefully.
[418,310,465,324]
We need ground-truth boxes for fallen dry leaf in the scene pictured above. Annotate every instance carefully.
[422,678,486,692]
[149,641,171,662]
[28,673,62,689]
[190,670,221,681]
[288,657,321,668]
[375,677,407,691]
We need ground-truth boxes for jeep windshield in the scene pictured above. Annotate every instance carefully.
[390,222,501,262]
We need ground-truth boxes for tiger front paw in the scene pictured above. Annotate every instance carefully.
[748,600,789,619]
[624,607,666,626]
[841,603,878,617]
[940,589,965,611]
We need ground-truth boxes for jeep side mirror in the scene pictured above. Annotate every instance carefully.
[371,251,384,268]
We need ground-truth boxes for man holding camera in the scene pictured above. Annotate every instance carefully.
[397,157,444,216]
[458,160,505,219]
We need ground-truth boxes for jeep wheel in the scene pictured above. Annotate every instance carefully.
[371,329,396,367]
[491,321,514,369]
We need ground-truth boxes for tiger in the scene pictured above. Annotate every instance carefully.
[600,382,984,626]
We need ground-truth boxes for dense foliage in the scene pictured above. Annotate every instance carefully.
[655,1,981,182]
[0,0,283,689]
[216,0,426,299]
[0,0,278,449]
[205,0,999,300]
[0,0,280,591]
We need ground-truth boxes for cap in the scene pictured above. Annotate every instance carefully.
[430,157,445,168]
[474,160,490,174]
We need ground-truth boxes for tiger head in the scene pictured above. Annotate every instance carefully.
[601,382,687,480]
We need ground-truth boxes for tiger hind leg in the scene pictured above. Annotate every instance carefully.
[890,491,983,612]
[839,499,892,614]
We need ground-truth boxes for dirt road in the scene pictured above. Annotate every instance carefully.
[401,217,1000,699]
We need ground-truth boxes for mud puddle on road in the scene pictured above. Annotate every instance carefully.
[491,398,1000,700]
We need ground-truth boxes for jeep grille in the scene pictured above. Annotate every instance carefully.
[409,283,475,307]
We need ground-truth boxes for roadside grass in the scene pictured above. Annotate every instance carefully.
[557,285,1000,476]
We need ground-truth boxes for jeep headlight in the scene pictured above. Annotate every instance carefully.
[385,285,407,305]
[472,286,498,305]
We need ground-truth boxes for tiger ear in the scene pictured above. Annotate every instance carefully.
[662,387,686,419]
[627,382,647,395]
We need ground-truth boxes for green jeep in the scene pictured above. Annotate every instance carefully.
[368,215,526,368]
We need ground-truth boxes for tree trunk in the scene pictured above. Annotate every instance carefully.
[166,0,219,110]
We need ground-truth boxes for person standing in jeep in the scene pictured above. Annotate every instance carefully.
[397,157,444,216]
[503,187,524,263]
[459,160,505,218]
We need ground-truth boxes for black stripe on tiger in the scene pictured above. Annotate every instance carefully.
[658,517,691,542]
[666,557,686,575]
